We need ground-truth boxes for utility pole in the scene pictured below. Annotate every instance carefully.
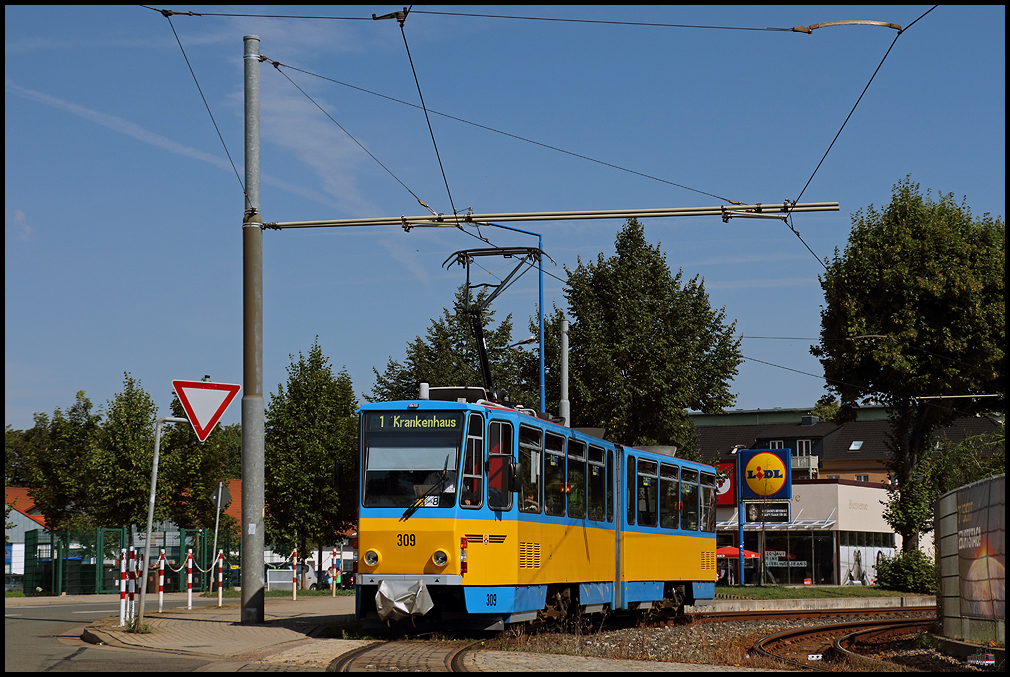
[241,34,265,625]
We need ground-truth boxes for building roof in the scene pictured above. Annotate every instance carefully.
[697,424,770,463]
[822,419,894,462]
[754,420,839,441]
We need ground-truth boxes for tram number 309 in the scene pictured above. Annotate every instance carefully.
[486,593,497,607]
[396,533,415,547]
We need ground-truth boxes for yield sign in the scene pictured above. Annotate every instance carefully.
[172,380,241,442]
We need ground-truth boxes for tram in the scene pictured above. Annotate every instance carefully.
[354,386,718,629]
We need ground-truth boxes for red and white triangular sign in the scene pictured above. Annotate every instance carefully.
[172,380,241,442]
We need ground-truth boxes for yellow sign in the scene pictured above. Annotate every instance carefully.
[744,451,788,497]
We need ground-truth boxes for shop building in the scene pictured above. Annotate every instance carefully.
[696,407,1000,586]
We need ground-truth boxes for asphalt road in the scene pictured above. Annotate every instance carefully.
[5,596,219,672]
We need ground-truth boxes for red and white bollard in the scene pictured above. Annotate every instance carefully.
[118,549,127,626]
[186,549,193,610]
[217,550,224,607]
[331,549,337,598]
[158,549,166,613]
[292,549,298,601]
[127,546,136,622]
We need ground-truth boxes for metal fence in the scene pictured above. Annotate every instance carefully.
[20,526,236,596]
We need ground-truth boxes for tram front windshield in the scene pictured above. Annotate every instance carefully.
[362,411,464,508]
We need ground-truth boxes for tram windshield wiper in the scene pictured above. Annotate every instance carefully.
[400,455,450,522]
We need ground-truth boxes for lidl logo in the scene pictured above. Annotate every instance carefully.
[744,452,788,497]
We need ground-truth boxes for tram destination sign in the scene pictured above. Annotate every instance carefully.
[366,411,463,431]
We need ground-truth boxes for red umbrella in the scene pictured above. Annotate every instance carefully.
[716,546,761,559]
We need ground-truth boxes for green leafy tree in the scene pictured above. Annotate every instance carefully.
[6,425,34,486]
[812,178,1005,552]
[265,339,359,562]
[21,391,102,532]
[158,396,237,533]
[810,396,840,424]
[564,218,742,457]
[369,286,527,405]
[89,373,159,529]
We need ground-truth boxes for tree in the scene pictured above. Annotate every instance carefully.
[812,177,1005,552]
[564,218,742,457]
[20,392,101,532]
[158,396,237,533]
[89,373,159,529]
[369,286,528,405]
[265,339,359,564]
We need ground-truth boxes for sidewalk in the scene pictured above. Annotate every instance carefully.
[77,593,372,671]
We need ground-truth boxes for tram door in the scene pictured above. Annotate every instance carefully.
[613,448,626,610]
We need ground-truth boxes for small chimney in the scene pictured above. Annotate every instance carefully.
[801,414,819,426]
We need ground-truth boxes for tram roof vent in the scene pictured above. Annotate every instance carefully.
[427,386,488,403]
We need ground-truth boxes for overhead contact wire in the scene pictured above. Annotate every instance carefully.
[785,6,938,267]
[161,11,247,207]
[399,21,461,224]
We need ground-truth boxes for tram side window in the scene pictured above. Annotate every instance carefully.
[544,432,566,517]
[660,463,680,529]
[461,413,484,508]
[626,456,636,525]
[518,425,542,514]
[700,472,717,532]
[681,468,699,530]
[587,445,606,522]
[637,458,659,527]
[567,439,587,519]
[487,420,514,511]
[606,449,614,523]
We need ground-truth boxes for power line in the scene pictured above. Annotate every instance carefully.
[785,6,939,267]
[159,10,247,206]
[395,14,461,224]
[263,57,428,210]
[147,6,800,32]
[266,61,736,204]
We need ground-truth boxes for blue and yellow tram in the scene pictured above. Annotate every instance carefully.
[355,391,717,628]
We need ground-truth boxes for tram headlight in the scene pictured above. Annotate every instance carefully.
[363,549,380,567]
[432,550,449,567]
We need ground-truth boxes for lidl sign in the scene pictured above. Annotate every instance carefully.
[740,449,791,500]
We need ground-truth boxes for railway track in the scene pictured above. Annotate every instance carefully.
[753,616,933,671]
[330,639,477,672]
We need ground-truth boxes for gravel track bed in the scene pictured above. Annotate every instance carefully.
[487,612,994,672]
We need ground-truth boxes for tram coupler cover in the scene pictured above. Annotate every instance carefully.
[375,579,434,622]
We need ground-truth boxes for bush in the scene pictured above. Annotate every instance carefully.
[875,549,935,594]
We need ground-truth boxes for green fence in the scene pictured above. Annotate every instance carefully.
[21,527,237,596]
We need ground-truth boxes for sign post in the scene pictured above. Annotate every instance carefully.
[136,380,240,628]
[737,449,792,586]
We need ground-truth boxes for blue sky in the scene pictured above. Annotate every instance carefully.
[6,5,1005,431]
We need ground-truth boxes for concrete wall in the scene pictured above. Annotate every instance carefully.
[935,474,1005,645]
